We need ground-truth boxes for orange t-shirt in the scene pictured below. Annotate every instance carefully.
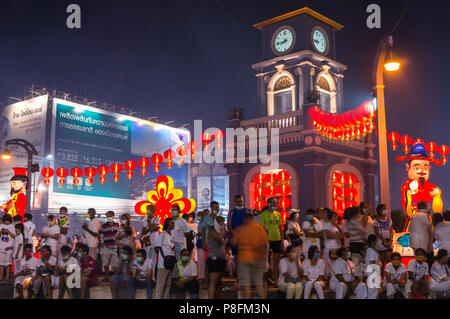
[233,222,268,262]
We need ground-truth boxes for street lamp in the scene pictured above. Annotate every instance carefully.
[1,139,39,214]
[373,35,401,214]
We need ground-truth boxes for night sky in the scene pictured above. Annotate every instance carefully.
[1,0,450,210]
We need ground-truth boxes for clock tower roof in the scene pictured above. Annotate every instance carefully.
[253,7,344,31]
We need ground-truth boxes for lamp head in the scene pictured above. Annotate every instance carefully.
[1,149,11,160]
[385,49,400,72]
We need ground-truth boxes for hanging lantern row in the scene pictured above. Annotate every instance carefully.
[308,101,377,141]
[253,170,291,187]
[388,132,449,165]
[332,171,359,216]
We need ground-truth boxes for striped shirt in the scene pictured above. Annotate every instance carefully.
[100,222,120,248]
[346,217,366,243]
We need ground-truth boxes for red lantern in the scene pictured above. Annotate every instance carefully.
[84,167,97,185]
[138,157,150,176]
[164,149,176,169]
[388,132,400,151]
[266,185,275,198]
[110,163,123,182]
[97,165,109,184]
[279,197,291,210]
[279,184,291,196]
[151,153,163,173]
[265,173,277,184]
[438,145,450,165]
[124,160,136,179]
[400,135,412,154]
[254,200,267,211]
[214,129,224,149]
[177,145,187,166]
[278,170,291,183]
[256,186,265,199]
[254,173,265,185]
[201,132,213,151]
[56,167,68,186]
[425,142,437,159]
[70,167,83,186]
[189,141,200,160]
[41,167,54,186]
[412,139,425,147]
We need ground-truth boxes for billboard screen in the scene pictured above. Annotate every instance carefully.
[0,95,49,203]
[48,98,190,215]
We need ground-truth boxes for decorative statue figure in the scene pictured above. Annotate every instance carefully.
[1,167,28,221]
[397,142,443,230]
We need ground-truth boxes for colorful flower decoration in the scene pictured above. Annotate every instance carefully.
[134,175,196,229]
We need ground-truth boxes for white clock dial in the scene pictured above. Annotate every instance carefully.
[312,29,327,53]
[273,28,294,53]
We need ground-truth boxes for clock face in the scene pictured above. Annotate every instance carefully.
[273,28,294,54]
[312,28,328,54]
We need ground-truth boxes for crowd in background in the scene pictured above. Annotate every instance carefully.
[0,195,449,299]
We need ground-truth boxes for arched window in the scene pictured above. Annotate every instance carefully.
[273,76,293,114]
[318,76,332,113]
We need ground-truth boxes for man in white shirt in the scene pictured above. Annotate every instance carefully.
[42,215,60,258]
[132,249,154,299]
[409,202,434,266]
[82,208,100,260]
[172,248,199,299]
[32,245,57,299]
[430,249,450,295]
[14,244,38,299]
[56,245,79,299]
[302,209,323,256]
[172,205,192,260]
[23,213,36,248]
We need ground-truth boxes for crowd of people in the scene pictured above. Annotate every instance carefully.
[0,195,449,299]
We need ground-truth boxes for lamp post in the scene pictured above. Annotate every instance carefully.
[2,139,39,214]
[373,35,400,214]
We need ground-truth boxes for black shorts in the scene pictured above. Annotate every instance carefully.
[206,258,226,273]
[269,240,282,254]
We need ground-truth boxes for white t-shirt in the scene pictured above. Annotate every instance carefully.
[132,258,153,281]
[366,247,379,266]
[409,212,431,250]
[155,231,175,269]
[37,256,57,276]
[385,262,407,281]
[83,218,100,248]
[23,221,35,244]
[18,256,38,276]
[407,260,429,280]
[278,257,301,285]
[323,222,340,250]
[173,218,190,248]
[173,260,197,280]
[59,234,68,246]
[0,224,15,250]
[302,259,324,282]
[430,262,450,285]
[13,233,24,259]
[330,258,354,285]
[58,256,79,269]
[434,222,450,253]
[302,219,323,252]
[364,217,376,238]
[43,224,60,248]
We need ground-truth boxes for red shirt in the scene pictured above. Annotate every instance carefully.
[81,256,97,286]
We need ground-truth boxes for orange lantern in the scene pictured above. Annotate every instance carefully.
[164,149,176,169]
[124,160,136,179]
[438,145,450,165]
[151,153,163,173]
[84,167,97,185]
[388,132,400,151]
[56,167,68,186]
[70,167,83,186]
[97,165,109,184]
[177,145,187,166]
[189,141,200,160]
[110,163,123,182]
[138,157,150,176]
[425,142,437,159]
[41,167,54,186]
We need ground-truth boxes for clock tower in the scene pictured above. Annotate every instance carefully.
[252,7,346,118]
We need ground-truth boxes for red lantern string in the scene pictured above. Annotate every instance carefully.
[189,141,200,160]
[97,165,109,184]
[138,157,150,176]
[164,150,176,169]
[84,167,97,185]
[214,129,224,149]
[151,153,163,173]
[254,174,265,186]
[41,167,54,186]
[388,132,400,151]
[70,167,83,186]
[201,132,213,151]
[278,170,290,183]
[425,142,437,160]
[177,145,187,166]
[279,197,291,210]
[124,160,136,179]
[56,167,68,186]
[438,145,450,165]
[110,163,123,182]
[400,135,412,154]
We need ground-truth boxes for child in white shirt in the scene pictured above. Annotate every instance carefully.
[13,223,25,275]
[0,214,16,281]
[365,234,380,299]
[13,244,38,299]
[23,213,36,248]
